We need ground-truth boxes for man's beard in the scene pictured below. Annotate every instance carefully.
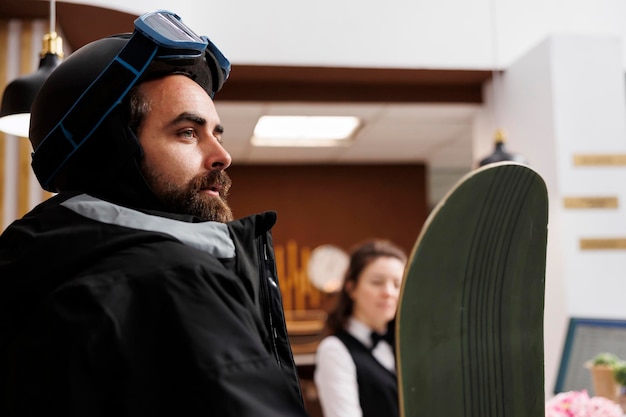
[140,165,234,223]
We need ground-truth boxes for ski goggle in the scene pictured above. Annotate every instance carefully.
[32,10,230,191]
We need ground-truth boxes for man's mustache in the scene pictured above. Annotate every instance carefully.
[191,170,232,198]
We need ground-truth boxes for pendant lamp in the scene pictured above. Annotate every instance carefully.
[478,129,527,167]
[0,0,63,138]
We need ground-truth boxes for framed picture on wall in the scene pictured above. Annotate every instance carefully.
[554,317,626,395]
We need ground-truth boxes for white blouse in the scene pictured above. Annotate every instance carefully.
[314,318,396,417]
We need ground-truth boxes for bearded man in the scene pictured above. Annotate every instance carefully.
[0,10,307,417]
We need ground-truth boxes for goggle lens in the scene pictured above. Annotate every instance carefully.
[141,13,203,44]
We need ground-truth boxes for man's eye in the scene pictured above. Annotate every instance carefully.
[178,129,194,139]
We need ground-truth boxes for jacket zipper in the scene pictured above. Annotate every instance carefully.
[258,237,281,365]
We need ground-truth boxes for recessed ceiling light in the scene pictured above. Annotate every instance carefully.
[251,115,361,147]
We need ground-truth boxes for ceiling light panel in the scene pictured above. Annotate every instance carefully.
[251,115,361,147]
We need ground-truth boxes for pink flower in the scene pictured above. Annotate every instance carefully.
[546,390,623,417]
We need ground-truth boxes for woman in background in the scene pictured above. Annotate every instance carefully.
[314,239,407,417]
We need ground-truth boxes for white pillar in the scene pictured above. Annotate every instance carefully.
[475,34,626,398]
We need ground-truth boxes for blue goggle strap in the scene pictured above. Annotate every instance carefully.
[205,36,231,83]
[32,32,158,191]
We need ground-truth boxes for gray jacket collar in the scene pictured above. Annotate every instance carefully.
[61,193,235,259]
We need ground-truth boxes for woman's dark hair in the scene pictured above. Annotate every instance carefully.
[324,239,407,336]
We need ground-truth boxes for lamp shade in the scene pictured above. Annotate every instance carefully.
[0,53,62,138]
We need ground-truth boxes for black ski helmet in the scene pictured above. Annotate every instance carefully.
[29,19,230,197]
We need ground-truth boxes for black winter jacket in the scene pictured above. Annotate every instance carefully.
[0,192,307,416]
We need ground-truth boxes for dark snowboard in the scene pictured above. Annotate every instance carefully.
[396,162,549,417]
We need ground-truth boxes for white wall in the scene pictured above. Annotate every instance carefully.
[67,0,626,69]
[476,34,626,398]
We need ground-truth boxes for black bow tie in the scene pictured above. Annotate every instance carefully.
[370,331,394,349]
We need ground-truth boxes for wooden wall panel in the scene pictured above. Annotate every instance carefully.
[17,21,33,218]
[0,20,7,229]
[227,164,428,256]
[0,19,48,231]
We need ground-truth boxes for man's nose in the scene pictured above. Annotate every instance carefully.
[206,140,232,170]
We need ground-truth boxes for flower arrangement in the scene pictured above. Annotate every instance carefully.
[614,360,626,388]
[592,353,621,367]
[545,390,623,417]
[586,352,626,403]
[589,353,626,387]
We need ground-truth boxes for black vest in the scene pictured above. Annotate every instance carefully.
[336,330,399,417]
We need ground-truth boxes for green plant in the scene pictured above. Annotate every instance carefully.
[591,352,620,367]
[612,360,626,386]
